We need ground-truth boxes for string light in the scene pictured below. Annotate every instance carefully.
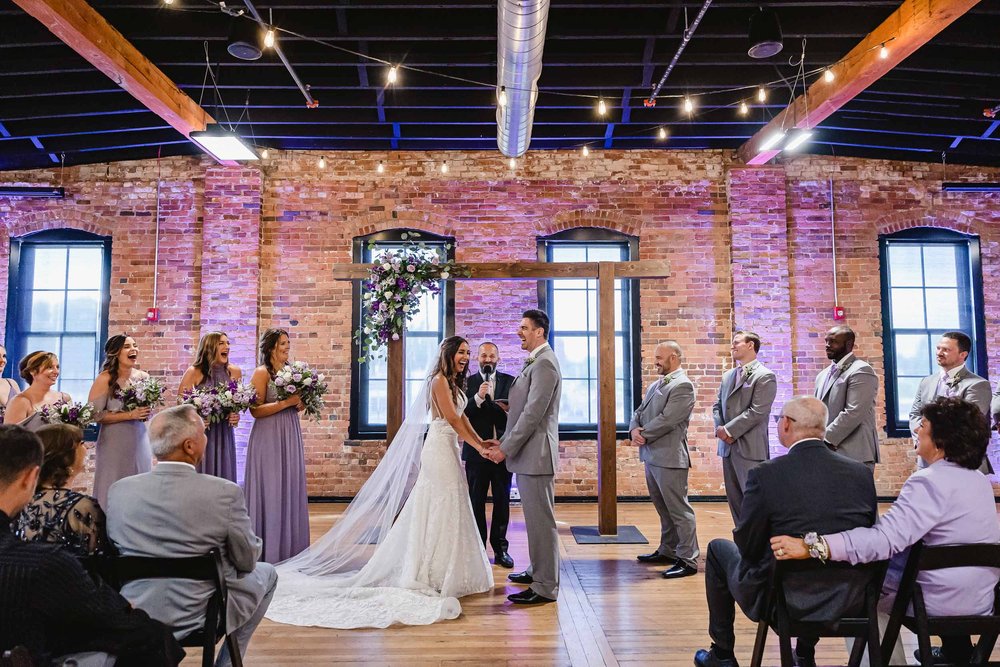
[824,68,835,83]
[509,157,516,169]
[440,161,449,173]
[739,100,749,116]
[263,28,275,48]
[879,43,889,59]
[658,127,667,140]
[498,86,507,108]
[683,96,694,115]
[387,66,398,84]
[376,161,384,173]
[757,87,767,103]
[582,146,590,157]
[163,0,174,5]
[317,156,326,169]
[598,98,607,116]
[260,148,269,159]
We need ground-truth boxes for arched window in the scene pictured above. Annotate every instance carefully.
[349,229,455,438]
[879,227,988,436]
[538,227,640,436]
[4,229,112,399]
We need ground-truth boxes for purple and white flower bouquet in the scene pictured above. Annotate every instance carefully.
[118,376,167,411]
[41,399,97,428]
[273,360,328,422]
[179,386,226,425]
[217,380,258,417]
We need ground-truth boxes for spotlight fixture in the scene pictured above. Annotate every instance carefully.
[376,161,385,173]
[739,100,749,116]
[440,161,449,173]
[387,66,398,84]
[879,43,889,59]
[318,156,326,169]
[582,146,590,157]
[683,96,694,114]
[784,130,813,151]
[748,6,783,59]
[263,28,275,48]
[189,124,258,161]
[498,86,507,108]
[658,127,667,140]
[757,87,767,103]
[598,98,607,116]
[824,68,835,83]
[759,130,786,151]
[227,18,263,60]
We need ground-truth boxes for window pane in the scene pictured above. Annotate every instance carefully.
[367,354,387,381]
[405,335,439,379]
[925,289,960,329]
[554,336,589,378]
[616,379,626,423]
[615,335,625,379]
[67,247,103,290]
[614,287,624,331]
[894,334,931,377]
[57,379,89,402]
[560,380,590,422]
[896,376,923,424]
[60,337,96,379]
[32,247,67,289]
[588,379,598,423]
[28,292,65,331]
[366,381,387,424]
[65,291,101,332]
[553,290,589,331]
[888,245,922,287]
[586,246,623,262]
[550,246,586,262]
[922,246,958,287]
[890,288,925,328]
[407,290,440,331]
[25,335,60,354]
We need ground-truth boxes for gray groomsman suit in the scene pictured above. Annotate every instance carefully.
[993,382,1000,428]
[909,365,993,473]
[814,352,880,468]
[500,343,562,600]
[712,361,777,524]
[629,369,699,569]
[107,462,278,667]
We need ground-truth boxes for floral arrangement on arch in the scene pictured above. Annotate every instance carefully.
[355,232,466,362]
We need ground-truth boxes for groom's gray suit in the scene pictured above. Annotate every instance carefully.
[500,343,562,600]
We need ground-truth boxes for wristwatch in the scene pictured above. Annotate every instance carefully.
[804,532,829,563]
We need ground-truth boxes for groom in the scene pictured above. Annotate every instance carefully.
[485,309,562,605]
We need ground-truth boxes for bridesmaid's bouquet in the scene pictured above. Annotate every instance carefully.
[273,361,328,422]
[217,380,258,418]
[41,399,97,428]
[118,376,167,411]
[180,381,257,426]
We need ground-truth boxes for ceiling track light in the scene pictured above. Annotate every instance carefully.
[598,98,607,116]
[387,65,398,84]
[748,6,783,59]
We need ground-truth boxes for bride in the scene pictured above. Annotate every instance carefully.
[265,336,496,628]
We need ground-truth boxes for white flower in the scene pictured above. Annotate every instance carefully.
[383,290,393,299]
[402,305,410,312]
[441,271,450,279]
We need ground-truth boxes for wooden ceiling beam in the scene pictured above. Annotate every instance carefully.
[11,0,237,165]
[738,0,982,165]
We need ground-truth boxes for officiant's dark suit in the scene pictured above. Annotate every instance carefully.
[463,365,515,563]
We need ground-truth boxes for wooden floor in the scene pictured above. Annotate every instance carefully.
[205,502,988,667]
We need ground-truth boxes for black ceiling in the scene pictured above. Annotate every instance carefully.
[1,0,999,170]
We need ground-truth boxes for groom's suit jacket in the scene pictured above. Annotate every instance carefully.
[500,345,562,475]
[107,463,276,638]
[712,362,776,461]
[629,370,696,469]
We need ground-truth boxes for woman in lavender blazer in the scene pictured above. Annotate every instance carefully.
[771,397,1000,665]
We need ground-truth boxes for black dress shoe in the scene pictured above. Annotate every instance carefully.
[694,646,740,667]
[662,562,698,579]
[913,647,949,665]
[794,652,816,667]
[637,551,675,564]
[507,589,556,605]
[495,552,515,569]
[508,570,533,584]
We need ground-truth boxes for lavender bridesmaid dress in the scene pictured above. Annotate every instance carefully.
[195,364,238,482]
[243,382,310,563]
[92,390,152,508]
[16,391,71,433]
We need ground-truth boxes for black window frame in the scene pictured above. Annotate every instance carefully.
[349,229,455,440]
[879,227,988,437]
[537,228,641,439]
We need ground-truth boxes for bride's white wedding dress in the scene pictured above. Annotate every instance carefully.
[265,389,493,629]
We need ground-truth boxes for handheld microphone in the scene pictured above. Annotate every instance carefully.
[481,363,495,376]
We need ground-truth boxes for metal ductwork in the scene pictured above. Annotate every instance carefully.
[496,0,550,158]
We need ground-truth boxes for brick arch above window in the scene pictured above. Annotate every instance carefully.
[1,208,115,240]
[347,209,458,240]
[875,209,983,238]
[537,209,643,238]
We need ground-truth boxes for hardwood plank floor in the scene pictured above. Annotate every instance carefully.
[196,502,995,667]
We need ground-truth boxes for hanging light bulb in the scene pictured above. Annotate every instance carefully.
[824,68,835,83]
[498,86,507,108]
[387,66,398,84]
[658,127,667,140]
[739,100,749,116]
[376,161,385,174]
[440,161,449,174]
[509,157,516,169]
[263,28,275,48]
[260,148,269,159]
[163,0,175,5]
[317,156,326,169]
[598,98,607,116]
[879,43,889,59]
[683,96,694,115]
[582,146,590,157]
[757,87,767,103]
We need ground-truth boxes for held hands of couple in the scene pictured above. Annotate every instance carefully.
[480,439,504,463]
[769,535,810,560]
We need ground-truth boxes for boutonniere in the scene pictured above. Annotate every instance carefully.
[945,372,963,393]
[741,364,758,384]
[521,356,536,372]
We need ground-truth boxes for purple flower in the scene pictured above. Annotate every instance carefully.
[396,278,408,289]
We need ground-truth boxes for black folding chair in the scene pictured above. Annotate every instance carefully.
[750,559,888,667]
[112,548,242,667]
[880,542,1000,667]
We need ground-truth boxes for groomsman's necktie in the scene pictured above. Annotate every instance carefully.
[935,373,950,398]
[821,364,841,397]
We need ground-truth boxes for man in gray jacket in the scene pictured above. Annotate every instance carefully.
[107,405,277,667]
[814,326,879,470]
[489,309,562,605]
[713,331,777,525]
[629,340,699,579]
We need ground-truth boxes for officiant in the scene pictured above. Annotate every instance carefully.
[463,341,515,569]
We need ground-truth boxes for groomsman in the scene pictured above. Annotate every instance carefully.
[909,331,992,472]
[463,342,516,568]
[630,340,699,579]
[814,326,880,470]
[712,331,777,525]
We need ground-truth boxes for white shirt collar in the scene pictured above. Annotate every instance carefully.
[527,342,550,361]
[740,359,760,373]
[155,461,196,471]
[940,365,964,381]
[834,352,856,371]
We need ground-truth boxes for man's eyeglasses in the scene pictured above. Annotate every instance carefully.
[772,414,797,424]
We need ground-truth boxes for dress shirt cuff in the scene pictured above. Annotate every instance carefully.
[722,427,733,439]
[474,394,486,407]
[824,533,847,562]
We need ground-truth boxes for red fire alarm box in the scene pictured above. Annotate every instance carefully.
[146,307,160,323]
[833,305,846,321]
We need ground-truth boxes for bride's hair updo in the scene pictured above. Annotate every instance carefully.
[431,335,469,397]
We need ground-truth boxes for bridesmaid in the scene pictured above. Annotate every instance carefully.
[244,328,309,563]
[0,345,22,412]
[3,351,71,431]
[178,331,242,482]
[88,334,153,509]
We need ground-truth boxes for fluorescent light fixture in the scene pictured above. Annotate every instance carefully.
[759,130,786,151]
[784,130,814,151]
[941,182,1000,193]
[0,186,65,198]
[189,125,258,161]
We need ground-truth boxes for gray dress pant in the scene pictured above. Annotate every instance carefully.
[645,462,700,569]
[721,449,761,525]
[516,473,560,599]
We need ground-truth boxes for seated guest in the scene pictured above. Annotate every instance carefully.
[0,424,183,666]
[694,397,878,667]
[15,424,116,558]
[771,397,1000,665]
[107,405,277,667]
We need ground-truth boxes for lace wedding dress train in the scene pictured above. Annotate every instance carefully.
[265,392,494,629]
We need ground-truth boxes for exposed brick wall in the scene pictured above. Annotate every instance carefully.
[1,150,998,499]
